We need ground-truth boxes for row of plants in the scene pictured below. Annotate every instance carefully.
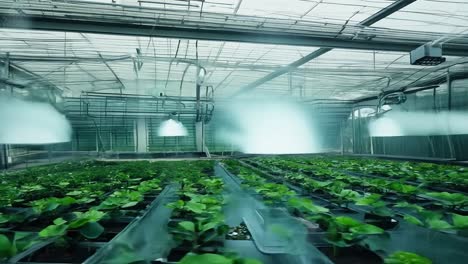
[0,160,214,262]
[244,157,468,234]
[165,163,261,264]
[221,159,432,264]
[295,156,468,192]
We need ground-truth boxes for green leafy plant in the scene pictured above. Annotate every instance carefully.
[130,179,162,194]
[0,232,41,261]
[384,251,432,264]
[387,182,420,196]
[168,194,223,217]
[355,193,393,217]
[254,183,295,204]
[39,210,106,239]
[179,253,261,264]
[95,190,143,211]
[330,189,360,208]
[30,196,77,214]
[451,213,468,229]
[324,216,385,248]
[425,192,468,209]
[171,215,229,253]
[287,197,329,215]
[403,210,453,231]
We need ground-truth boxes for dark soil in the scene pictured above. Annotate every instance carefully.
[364,213,399,230]
[166,247,190,262]
[318,246,383,264]
[226,223,251,240]
[20,244,97,263]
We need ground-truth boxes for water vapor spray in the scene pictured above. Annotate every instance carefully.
[0,96,72,144]
[369,111,468,137]
[215,99,320,154]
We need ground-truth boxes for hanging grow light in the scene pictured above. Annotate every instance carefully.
[158,113,188,137]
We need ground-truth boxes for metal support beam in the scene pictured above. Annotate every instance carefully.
[232,48,332,96]
[98,53,125,93]
[1,12,465,57]
[231,0,418,97]
[359,0,417,27]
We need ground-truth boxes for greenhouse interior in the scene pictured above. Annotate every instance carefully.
[0,0,468,263]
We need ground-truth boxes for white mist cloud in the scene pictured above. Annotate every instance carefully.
[158,119,188,137]
[369,111,468,137]
[0,96,72,144]
[216,99,320,154]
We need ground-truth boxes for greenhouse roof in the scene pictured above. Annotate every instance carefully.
[0,0,467,101]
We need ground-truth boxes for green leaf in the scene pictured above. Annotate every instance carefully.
[167,200,184,209]
[180,253,232,264]
[77,198,95,204]
[355,194,382,206]
[84,210,106,222]
[121,201,138,208]
[451,214,468,229]
[425,192,467,207]
[0,234,15,259]
[178,221,195,232]
[80,222,104,239]
[426,219,452,230]
[39,224,68,238]
[350,224,384,235]
[53,218,67,225]
[384,251,432,264]
[288,197,329,214]
[394,202,423,212]
[335,216,361,228]
[201,221,219,232]
[403,215,423,226]
[186,201,206,214]
[66,190,82,196]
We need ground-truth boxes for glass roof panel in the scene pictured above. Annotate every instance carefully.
[374,0,468,34]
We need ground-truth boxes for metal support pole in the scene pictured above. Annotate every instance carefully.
[340,121,344,155]
[2,145,8,170]
[351,110,356,154]
[447,69,453,111]
[2,53,11,168]
[446,70,456,159]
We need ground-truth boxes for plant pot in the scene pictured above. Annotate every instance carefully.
[318,246,383,264]
[18,243,98,264]
[364,213,399,230]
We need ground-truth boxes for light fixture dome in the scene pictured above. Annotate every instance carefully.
[158,118,188,137]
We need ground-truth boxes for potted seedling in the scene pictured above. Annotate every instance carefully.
[20,209,106,263]
[424,192,468,211]
[384,251,432,264]
[329,187,360,211]
[319,216,385,264]
[168,213,229,261]
[355,194,399,230]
